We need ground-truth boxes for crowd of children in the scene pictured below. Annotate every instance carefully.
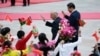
[0,25,43,56]
[0,17,83,56]
[0,17,100,56]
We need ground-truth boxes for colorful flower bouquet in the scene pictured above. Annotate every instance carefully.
[59,18,76,40]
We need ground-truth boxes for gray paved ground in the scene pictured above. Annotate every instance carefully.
[0,0,100,56]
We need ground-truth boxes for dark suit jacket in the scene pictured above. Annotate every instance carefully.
[45,17,61,40]
[64,10,80,42]
[64,10,80,31]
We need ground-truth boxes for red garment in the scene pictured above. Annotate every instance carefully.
[16,31,32,50]
[0,37,5,53]
[0,36,5,47]
[0,37,5,44]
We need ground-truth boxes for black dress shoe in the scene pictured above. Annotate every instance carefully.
[11,5,15,6]
[23,5,26,6]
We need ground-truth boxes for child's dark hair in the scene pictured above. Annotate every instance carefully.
[17,30,25,39]
[60,34,70,43]
[38,33,51,56]
[92,43,100,55]
[93,43,100,52]
[97,43,100,52]
[67,2,75,9]
[38,33,48,44]
[0,27,10,36]
[2,40,11,48]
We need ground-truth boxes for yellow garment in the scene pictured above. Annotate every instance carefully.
[2,48,28,56]
[2,50,20,56]
[22,47,28,55]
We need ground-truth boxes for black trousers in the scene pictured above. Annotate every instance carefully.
[69,30,78,50]
[55,38,61,56]
[52,30,58,40]
[23,0,30,6]
[11,0,15,6]
[1,0,7,3]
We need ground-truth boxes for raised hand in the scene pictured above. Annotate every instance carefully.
[40,15,46,22]
[62,11,66,16]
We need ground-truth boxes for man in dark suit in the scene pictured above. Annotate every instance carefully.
[62,2,80,50]
[41,12,61,40]
[23,0,30,6]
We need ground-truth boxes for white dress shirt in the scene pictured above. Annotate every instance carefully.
[53,37,82,56]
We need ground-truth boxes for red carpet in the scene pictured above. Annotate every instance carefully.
[0,12,100,20]
[0,0,62,8]
[16,0,62,4]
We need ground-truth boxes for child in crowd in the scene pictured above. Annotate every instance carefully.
[27,41,43,56]
[0,27,11,53]
[0,27,11,41]
[34,32,59,56]
[0,27,21,54]
[89,43,100,56]
[15,29,33,56]
[0,40,31,56]
[1,40,20,56]
[0,40,19,56]
[0,27,14,41]
[53,30,82,56]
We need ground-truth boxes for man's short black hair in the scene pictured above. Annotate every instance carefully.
[67,2,75,9]
[0,27,10,36]
[17,30,25,39]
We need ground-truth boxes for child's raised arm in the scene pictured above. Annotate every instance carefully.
[47,32,60,47]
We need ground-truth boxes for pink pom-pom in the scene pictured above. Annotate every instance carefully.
[47,40,56,47]
[60,19,70,27]
[61,26,76,38]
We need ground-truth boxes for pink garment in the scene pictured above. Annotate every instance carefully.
[37,33,59,47]
[47,40,56,47]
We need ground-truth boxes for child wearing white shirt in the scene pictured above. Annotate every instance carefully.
[53,30,82,56]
